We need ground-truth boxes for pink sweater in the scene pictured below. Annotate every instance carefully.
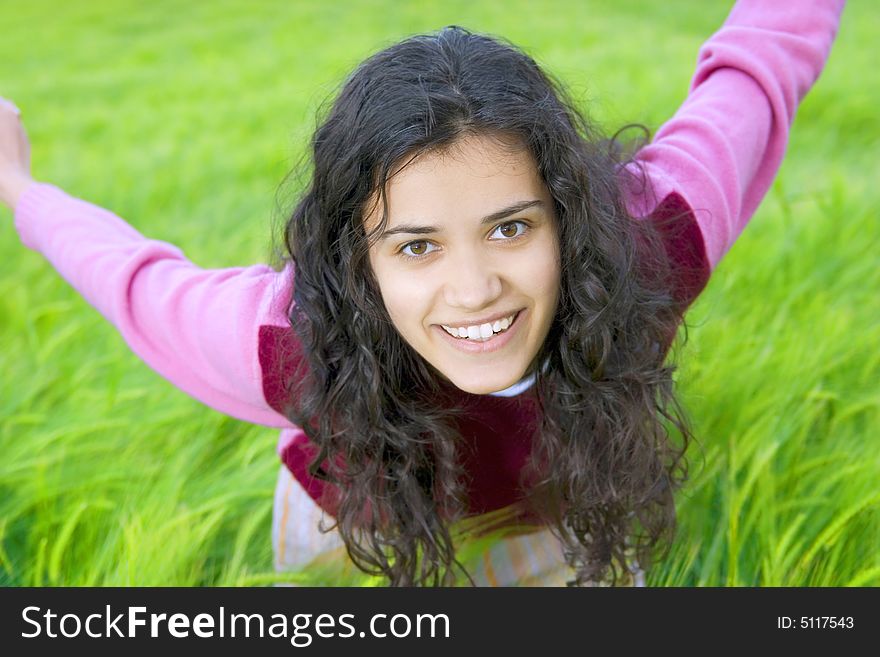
[12,0,844,518]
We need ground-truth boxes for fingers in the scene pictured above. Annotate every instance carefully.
[0,96,22,118]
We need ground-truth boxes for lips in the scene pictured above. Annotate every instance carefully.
[440,310,521,341]
[433,309,526,354]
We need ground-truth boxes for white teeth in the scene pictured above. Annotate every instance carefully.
[440,312,518,340]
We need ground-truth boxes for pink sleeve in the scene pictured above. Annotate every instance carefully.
[14,182,298,429]
[625,0,845,272]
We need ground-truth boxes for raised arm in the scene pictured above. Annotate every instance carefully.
[624,0,845,305]
[12,181,300,429]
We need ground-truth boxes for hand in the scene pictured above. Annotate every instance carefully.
[0,96,34,211]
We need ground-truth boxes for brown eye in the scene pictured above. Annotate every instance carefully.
[400,240,436,259]
[499,223,519,238]
[495,221,527,240]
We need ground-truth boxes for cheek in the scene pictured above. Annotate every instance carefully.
[520,243,562,308]
[373,266,429,331]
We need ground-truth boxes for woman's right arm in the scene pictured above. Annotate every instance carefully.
[10,178,302,430]
[2,100,302,428]
[0,96,31,210]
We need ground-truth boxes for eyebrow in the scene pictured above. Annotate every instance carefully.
[377,199,545,241]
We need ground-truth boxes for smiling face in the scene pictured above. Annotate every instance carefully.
[365,133,562,395]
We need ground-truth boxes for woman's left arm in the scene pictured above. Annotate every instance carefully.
[624,0,846,298]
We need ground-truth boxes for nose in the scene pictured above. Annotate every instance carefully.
[441,250,503,311]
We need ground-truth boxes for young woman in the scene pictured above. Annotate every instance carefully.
[0,0,845,586]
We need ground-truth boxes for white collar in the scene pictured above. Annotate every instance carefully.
[487,357,549,397]
[488,371,536,397]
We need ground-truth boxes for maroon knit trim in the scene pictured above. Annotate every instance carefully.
[649,191,711,310]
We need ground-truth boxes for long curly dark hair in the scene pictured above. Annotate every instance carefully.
[279,25,698,586]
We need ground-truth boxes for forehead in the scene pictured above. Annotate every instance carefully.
[363,134,548,231]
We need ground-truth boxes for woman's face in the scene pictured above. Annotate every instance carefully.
[365,134,561,395]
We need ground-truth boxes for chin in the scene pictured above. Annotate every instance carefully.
[445,371,522,396]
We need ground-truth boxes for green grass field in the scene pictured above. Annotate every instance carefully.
[1,0,877,586]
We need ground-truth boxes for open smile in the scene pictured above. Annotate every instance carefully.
[433,309,525,354]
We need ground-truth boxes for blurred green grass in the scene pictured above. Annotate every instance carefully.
[0,0,877,586]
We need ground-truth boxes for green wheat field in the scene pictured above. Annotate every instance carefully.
[0,0,877,587]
